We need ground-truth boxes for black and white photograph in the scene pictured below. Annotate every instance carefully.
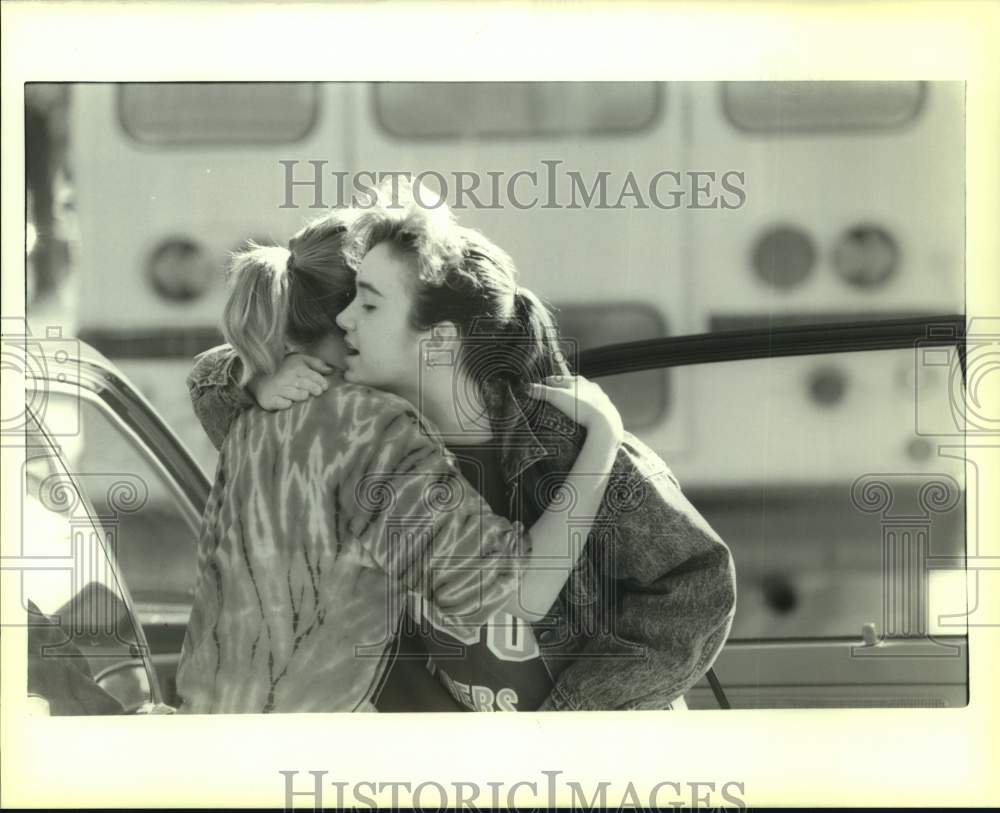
[3,3,998,810]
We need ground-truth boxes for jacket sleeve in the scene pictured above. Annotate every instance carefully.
[345,391,531,644]
[539,432,736,711]
[185,344,255,451]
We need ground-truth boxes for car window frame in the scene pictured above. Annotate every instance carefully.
[576,313,966,376]
[32,371,207,627]
[40,363,211,524]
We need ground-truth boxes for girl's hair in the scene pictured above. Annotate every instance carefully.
[221,210,357,386]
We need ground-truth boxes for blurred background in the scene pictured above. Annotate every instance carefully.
[25,82,966,649]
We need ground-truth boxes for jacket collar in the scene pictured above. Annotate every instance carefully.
[491,382,582,485]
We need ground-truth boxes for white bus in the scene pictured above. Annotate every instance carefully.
[67,82,967,648]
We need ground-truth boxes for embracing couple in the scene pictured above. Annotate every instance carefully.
[175,184,736,713]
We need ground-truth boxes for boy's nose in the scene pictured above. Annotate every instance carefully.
[335,303,353,330]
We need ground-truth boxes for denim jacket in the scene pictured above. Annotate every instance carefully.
[187,346,736,711]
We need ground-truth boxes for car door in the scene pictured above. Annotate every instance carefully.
[577,314,969,709]
[25,352,209,710]
[23,407,174,714]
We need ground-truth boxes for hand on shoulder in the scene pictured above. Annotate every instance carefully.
[529,375,624,444]
[249,353,335,411]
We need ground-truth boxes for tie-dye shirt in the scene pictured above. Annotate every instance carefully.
[176,372,528,713]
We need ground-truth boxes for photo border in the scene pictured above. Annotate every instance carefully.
[2,1,998,808]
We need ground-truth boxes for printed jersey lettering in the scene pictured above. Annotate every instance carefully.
[487,611,540,662]
[410,593,552,712]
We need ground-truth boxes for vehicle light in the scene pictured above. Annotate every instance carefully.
[807,365,848,407]
[752,225,816,290]
[906,437,933,462]
[762,572,798,615]
[145,236,214,303]
[833,225,899,289]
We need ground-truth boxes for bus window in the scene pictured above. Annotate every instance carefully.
[558,303,669,430]
[118,83,319,145]
[722,81,926,133]
[374,82,663,139]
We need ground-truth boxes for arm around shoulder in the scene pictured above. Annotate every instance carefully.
[342,387,529,643]
[544,434,737,711]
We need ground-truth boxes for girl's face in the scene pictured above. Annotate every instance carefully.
[335,241,427,397]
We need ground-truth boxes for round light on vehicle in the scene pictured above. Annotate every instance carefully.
[762,573,798,615]
[752,225,816,290]
[906,437,933,462]
[832,224,899,289]
[807,365,848,407]
[146,237,214,303]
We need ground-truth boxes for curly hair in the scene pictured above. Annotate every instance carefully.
[345,179,570,398]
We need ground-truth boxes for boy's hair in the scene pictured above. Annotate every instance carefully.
[222,209,357,386]
[345,180,569,396]
[344,183,463,285]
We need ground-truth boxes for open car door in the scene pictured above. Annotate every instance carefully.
[577,314,969,709]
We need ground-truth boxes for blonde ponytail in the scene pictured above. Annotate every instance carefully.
[220,244,292,387]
